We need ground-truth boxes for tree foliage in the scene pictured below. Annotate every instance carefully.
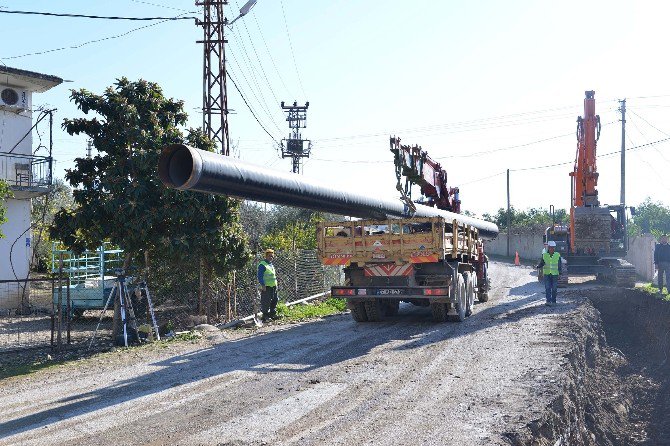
[481,207,568,230]
[31,178,75,271]
[260,207,322,251]
[51,78,249,276]
[0,179,12,239]
[238,205,343,252]
[629,198,670,237]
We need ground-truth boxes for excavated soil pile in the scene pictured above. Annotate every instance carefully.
[508,289,670,446]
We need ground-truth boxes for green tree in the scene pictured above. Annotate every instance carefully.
[0,179,12,239]
[31,179,75,272]
[260,207,322,251]
[482,207,568,230]
[51,78,249,278]
[629,198,670,237]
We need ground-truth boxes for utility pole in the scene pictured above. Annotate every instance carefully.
[506,169,511,257]
[619,99,626,206]
[197,0,230,156]
[281,101,311,173]
[86,140,92,159]
[619,98,627,248]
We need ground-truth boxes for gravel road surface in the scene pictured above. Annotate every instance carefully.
[0,262,583,445]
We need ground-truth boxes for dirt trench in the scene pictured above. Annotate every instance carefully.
[507,288,670,446]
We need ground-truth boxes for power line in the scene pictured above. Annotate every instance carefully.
[628,109,670,137]
[279,0,307,98]
[232,0,284,108]
[315,105,620,144]
[251,8,293,98]
[510,136,670,172]
[227,48,284,134]
[1,15,188,60]
[0,9,197,20]
[227,29,284,132]
[226,69,280,146]
[127,0,193,12]
[459,171,506,186]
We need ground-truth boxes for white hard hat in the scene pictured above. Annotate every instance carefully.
[548,241,557,247]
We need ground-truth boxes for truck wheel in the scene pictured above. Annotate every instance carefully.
[430,302,449,322]
[450,273,466,322]
[349,302,368,322]
[463,272,474,317]
[364,300,385,322]
[384,300,399,316]
[477,263,490,302]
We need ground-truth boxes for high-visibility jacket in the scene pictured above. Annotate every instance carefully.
[542,252,561,276]
[258,260,277,287]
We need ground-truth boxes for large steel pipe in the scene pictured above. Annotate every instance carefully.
[158,144,499,239]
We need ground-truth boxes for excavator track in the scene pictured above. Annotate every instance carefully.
[600,258,637,288]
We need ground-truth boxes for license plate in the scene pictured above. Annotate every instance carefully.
[376,288,403,296]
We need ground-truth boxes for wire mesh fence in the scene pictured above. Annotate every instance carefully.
[1,250,342,355]
[0,279,57,353]
[150,249,343,327]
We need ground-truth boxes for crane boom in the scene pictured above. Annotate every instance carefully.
[389,137,461,213]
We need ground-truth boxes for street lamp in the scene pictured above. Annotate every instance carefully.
[228,0,257,27]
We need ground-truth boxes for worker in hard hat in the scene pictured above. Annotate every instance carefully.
[536,241,562,306]
[258,248,279,322]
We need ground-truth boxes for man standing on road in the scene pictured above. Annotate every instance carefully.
[536,241,562,306]
[654,235,670,293]
[258,248,279,322]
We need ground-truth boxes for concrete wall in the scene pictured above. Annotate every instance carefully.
[626,234,655,281]
[485,232,657,281]
[1,92,34,309]
[485,233,544,261]
[0,199,32,309]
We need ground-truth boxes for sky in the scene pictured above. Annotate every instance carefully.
[1,0,670,217]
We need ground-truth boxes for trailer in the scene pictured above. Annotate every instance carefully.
[51,243,124,315]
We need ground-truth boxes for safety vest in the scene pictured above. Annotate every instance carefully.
[542,252,561,276]
[259,260,277,287]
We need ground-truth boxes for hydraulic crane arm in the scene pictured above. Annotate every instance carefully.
[389,136,461,213]
[570,90,601,208]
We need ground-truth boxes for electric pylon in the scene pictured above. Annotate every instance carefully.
[196,0,230,155]
[281,101,311,173]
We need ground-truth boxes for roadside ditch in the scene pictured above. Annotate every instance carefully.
[507,288,670,446]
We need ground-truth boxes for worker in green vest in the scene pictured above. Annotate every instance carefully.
[257,248,278,322]
[536,241,562,306]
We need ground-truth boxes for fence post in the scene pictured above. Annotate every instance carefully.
[50,279,55,349]
[66,276,71,345]
[57,253,63,352]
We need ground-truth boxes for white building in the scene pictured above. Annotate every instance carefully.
[0,66,62,310]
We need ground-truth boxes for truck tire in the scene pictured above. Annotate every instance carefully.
[430,302,449,322]
[384,299,400,316]
[349,302,368,322]
[450,273,466,322]
[477,263,490,302]
[463,271,474,317]
[364,300,385,322]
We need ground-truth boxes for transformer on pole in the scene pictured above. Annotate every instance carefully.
[196,0,230,156]
[281,101,311,173]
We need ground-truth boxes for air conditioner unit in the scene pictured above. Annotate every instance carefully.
[0,87,30,112]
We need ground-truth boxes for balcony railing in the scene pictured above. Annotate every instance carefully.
[0,151,52,196]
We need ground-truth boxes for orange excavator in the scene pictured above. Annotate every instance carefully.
[544,91,635,286]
